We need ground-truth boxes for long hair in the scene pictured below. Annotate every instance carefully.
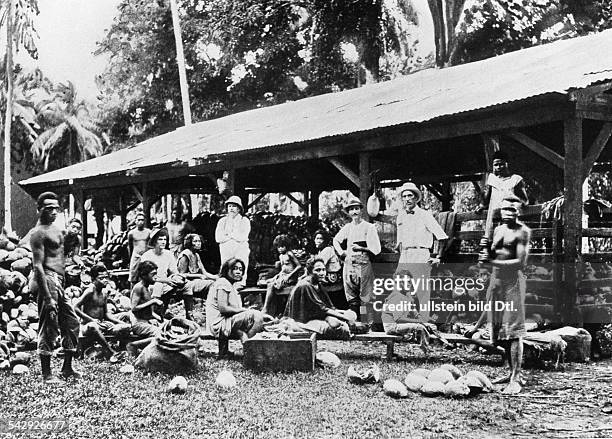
[183,233,201,251]
[305,256,326,275]
[219,257,245,281]
[313,229,330,247]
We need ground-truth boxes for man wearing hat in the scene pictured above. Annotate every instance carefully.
[215,195,251,288]
[30,191,81,383]
[395,182,448,322]
[333,195,381,323]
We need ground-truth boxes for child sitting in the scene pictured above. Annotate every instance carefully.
[261,234,302,317]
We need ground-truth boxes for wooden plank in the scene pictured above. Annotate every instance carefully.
[454,204,544,222]
[456,228,555,241]
[284,192,306,211]
[131,185,143,202]
[328,158,359,187]
[142,182,151,227]
[79,188,87,250]
[506,130,565,168]
[583,122,612,179]
[353,333,402,342]
[583,227,612,238]
[563,115,583,322]
[246,193,265,211]
[580,278,612,288]
[359,152,371,221]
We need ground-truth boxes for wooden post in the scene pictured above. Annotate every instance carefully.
[441,182,452,211]
[311,190,320,219]
[79,188,87,250]
[119,192,127,231]
[226,169,235,197]
[359,153,371,221]
[563,116,583,323]
[142,182,151,227]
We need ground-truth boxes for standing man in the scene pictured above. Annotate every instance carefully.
[30,192,81,383]
[128,212,151,288]
[467,197,531,394]
[395,182,448,322]
[215,196,251,288]
[64,218,85,268]
[333,195,381,324]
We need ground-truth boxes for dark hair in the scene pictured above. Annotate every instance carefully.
[37,191,58,209]
[219,258,245,281]
[69,217,83,226]
[90,263,108,279]
[183,233,201,251]
[150,228,169,245]
[305,256,326,275]
[273,234,292,250]
[313,229,329,246]
[492,151,509,162]
[138,260,158,278]
[135,212,145,219]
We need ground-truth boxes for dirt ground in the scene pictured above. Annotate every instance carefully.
[1,338,612,439]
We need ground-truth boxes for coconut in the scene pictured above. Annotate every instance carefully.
[383,379,409,398]
[12,364,29,375]
[411,368,430,378]
[420,380,446,397]
[404,373,428,392]
[216,370,237,389]
[167,376,188,394]
[316,351,341,368]
[10,352,31,367]
[347,364,380,384]
[444,379,471,398]
[456,375,483,396]
[440,364,463,379]
[428,368,454,385]
[466,370,493,392]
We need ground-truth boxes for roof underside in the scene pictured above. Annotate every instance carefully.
[21,29,612,187]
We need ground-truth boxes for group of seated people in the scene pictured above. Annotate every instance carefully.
[75,223,438,360]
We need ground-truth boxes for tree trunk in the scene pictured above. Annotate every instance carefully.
[3,0,15,233]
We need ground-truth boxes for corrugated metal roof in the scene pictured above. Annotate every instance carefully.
[21,29,612,186]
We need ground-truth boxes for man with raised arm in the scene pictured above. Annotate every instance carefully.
[30,192,81,383]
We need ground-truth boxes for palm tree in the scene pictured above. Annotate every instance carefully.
[30,81,105,172]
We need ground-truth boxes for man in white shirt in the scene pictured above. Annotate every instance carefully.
[333,195,381,324]
[395,182,448,322]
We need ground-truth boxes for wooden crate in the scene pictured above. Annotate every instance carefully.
[243,332,316,372]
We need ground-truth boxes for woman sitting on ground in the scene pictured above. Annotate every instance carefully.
[284,257,354,340]
[178,233,218,298]
[312,229,345,309]
[206,258,272,358]
[261,234,301,317]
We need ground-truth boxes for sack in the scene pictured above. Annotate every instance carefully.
[367,194,380,217]
[135,317,201,373]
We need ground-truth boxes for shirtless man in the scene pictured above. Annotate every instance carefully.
[30,192,81,383]
[466,197,531,394]
[74,264,124,359]
[128,212,151,287]
[126,260,163,356]
[64,218,85,268]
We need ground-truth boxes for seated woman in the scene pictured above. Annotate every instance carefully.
[382,270,448,353]
[206,257,270,358]
[284,257,353,340]
[262,234,302,317]
[312,229,345,309]
[178,233,218,298]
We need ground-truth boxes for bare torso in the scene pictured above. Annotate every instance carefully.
[129,228,150,256]
[81,285,108,321]
[31,224,65,276]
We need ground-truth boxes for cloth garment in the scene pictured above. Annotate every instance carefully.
[335,221,381,259]
[396,248,432,322]
[80,320,125,337]
[435,211,456,256]
[317,246,342,274]
[131,321,161,339]
[343,253,376,304]
[484,174,524,241]
[206,277,253,338]
[215,215,251,286]
[35,270,80,356]
[140,249,179,278]
[396,206,448,250]
[129,253,142,283]
[488,267,526,343]
[284,280,334,323]
[177,248,214,297]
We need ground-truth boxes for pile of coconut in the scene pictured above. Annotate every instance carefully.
[382,364,493,399]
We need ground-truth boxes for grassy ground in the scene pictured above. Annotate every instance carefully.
[1,339,612,439]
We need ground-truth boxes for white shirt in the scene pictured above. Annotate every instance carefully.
[396,206,448,249]
[335,221,381,257]
[487,173,523,210]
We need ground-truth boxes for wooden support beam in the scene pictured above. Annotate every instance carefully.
[359,153,371,221]
[311,190,320,219]
[328,158,359,188]
[583,122,612,179]
[506,130,564,168]
[225,169,235,196]
[441,182,452,211]
[563,116,583,323]
[472,181,482,194]
[283,192,306,211]
[79,189,87,249]
[481,134,500,172]
[119,193,127,231]
[131,185,143,202]
[246,193,265,211]
[142,182,151,228]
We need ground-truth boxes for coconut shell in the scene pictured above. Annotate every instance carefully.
[440,364,463,379]
[383,379,408,398]
[456,375,483,396]
[119,364,135,374]
[428,368,454,385]
[10,352,31,367]
[12,364,29,375]
[444,379,470,398]
[316,351,341,368]
[411,368,430,378]
[466,370,493,392]
[216,370,237,388]
[404,373,428,392]
[168,376,188,394]
[420,380,446,396]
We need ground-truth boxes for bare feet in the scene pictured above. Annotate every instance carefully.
[61,368,82,379]
[502,381,522,394]
[126,343,139,358]
[43,375,64,384]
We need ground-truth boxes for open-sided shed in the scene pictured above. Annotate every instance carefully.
[20,30,612,321]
